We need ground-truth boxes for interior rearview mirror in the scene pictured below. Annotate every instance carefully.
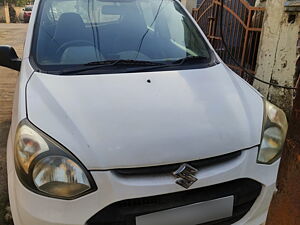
[0,45,21,71]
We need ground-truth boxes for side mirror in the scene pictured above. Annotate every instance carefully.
[0,45,21,71]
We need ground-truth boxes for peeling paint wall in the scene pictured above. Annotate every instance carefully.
[254,0,300,115]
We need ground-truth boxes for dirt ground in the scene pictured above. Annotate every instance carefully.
[0,23,28,225]
[266,138,300,225]
[266,93,300,225]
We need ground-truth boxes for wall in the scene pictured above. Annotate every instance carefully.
[254,0,300,115]
[0,6,5,22]
[0,4,10,23]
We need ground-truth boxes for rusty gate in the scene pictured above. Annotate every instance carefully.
[192,0,265,83]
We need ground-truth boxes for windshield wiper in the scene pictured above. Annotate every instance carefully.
[59,60,166,75]
[57,57,210,75]
[125,56,212,73]
[123,64,175,73]
[85,59,165,66]
[173,55,209,65]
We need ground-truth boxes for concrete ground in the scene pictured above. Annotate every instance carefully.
[0,23,28,225]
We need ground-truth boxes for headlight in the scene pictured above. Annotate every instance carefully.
[257,101,288,164]
[33,156,91,198]
[14,120,97,199]
[15,124,49,173]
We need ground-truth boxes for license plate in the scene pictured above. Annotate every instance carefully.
[136,196,234,225]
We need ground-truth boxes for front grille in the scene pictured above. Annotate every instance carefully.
[86,179,261,225]
[113,150,242,176]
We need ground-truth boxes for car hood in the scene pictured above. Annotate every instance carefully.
[26,64,264,169]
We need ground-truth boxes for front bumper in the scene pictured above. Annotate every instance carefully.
[7,133,278,225]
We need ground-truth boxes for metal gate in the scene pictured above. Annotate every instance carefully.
[192,0,265,83]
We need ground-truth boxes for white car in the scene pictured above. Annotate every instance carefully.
[0,0,288,225]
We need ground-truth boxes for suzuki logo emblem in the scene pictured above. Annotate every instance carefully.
[173,163,198,189]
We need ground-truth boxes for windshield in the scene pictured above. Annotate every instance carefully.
[32,0,214,74]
